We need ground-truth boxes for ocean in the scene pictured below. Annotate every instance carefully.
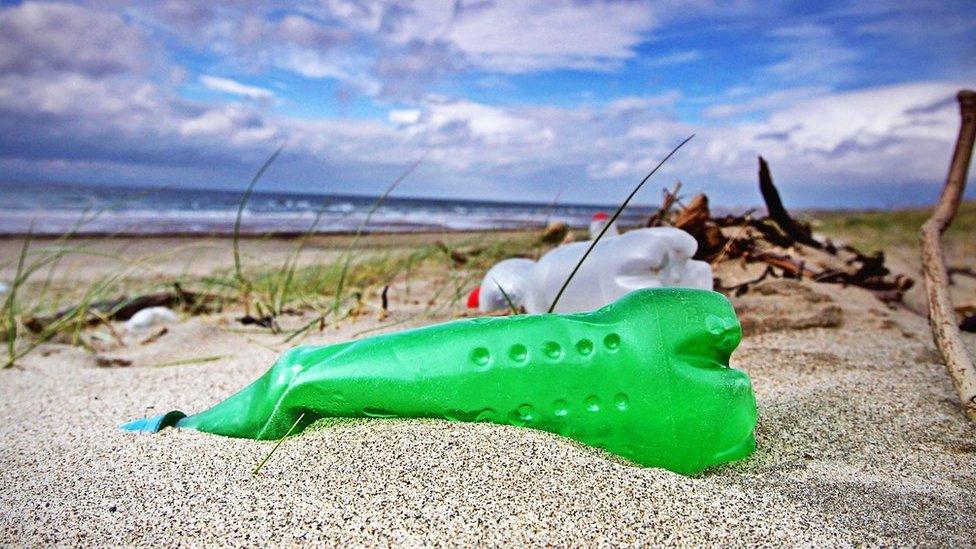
[0,181,657,236]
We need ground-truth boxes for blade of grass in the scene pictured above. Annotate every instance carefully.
[274,202,329,315]
[5,270,126,367]
[152,355,224,368]
[282,309,333,344]
[233,143,286,314]
[491,277,520,315]
[284,153,427,343]
[547,135,695,313]
[252,412,306,475]
[3,222,34,367]
[351,269,479,338]
[542,188,565,227]
[331,151,428,315]
[1,189,190,367]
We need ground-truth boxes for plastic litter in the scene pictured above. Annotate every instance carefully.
[588,211,619,239]
[469,227,714,313]
[473,257,535,313]
[125,306,178,331]
[122,288,757,475]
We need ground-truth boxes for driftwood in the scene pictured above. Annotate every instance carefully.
[237,315,276,329]
[672,194,727,259]
[645,157,914,303]
[758,156,821,249]
[538,221,570,245]
[718,265,780,297]
[961,315,976,333]
[948,266,976,283]
[24,283,219,333]
[749,251,816,279]
[647,181,682,227]
[919,89,976,422]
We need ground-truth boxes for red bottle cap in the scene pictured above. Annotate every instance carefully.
[466,287,480,308]
[592,211,609,221]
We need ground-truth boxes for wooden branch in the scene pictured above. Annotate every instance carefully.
[758,156,822,249]
[919,89,976,422]
[948,266,976,283]
[647,180,682,227]
[718,265,779,297]
[673,193,727,259]
[750,251,817,279]
[961,314,976,333]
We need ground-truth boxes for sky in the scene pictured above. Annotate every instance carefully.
[0,0,974,208]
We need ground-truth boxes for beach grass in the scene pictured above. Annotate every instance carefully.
[808,200,976,253]
[0,208,712,366]
[8,192,967,368]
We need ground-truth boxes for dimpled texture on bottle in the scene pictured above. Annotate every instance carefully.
[126,288,757,475]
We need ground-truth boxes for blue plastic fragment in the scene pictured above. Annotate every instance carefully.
[120,410,186,433]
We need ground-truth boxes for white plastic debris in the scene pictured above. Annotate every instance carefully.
[469,258,535,312]
[469,227,714,314]
[125,306,179,331]
[588,211,620,239]
[0,281,8,295]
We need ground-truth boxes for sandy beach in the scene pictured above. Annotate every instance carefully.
[1,231,975,546]
[4,0,976,544]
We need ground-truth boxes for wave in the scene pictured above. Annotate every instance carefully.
[0,182,655,235]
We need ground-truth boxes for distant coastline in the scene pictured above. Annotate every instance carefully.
[0,180,658,236]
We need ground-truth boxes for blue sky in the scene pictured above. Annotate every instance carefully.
[0,0,974,207]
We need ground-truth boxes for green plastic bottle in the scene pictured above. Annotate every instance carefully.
[124,288,757,475]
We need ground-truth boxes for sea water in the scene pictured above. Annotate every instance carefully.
[0,181,658,236]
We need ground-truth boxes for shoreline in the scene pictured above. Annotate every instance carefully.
[0,226,552,240]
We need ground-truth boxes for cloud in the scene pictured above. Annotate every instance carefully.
[0,1,147,77]
[275,14,352,48]
[642,50,702,68]
[124,0,663,92]
[438,0,658,73]
[691,81,967,206]
[1,1,974,208]
[179,104,279,144]
[411,99,555,147]
[373,40,464,99]
[200,75,274,100]
[277,48,381,96]
[703,87,829,119]
[749,82,961,155]
[0,2,282,176]
[388,109,421,124]
[103,1,768,104]
[765,24,861,86]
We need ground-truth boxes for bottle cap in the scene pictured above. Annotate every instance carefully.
[119,410,186,433]
[592,211,609,221]
[466,287,480,308]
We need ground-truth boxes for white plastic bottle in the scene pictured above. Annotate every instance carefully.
[469,227,713,314]
[467,257,535,312]
[588,211,620,239]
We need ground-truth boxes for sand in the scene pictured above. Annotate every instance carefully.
[0,231,532,281]
[1,237,975,545]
